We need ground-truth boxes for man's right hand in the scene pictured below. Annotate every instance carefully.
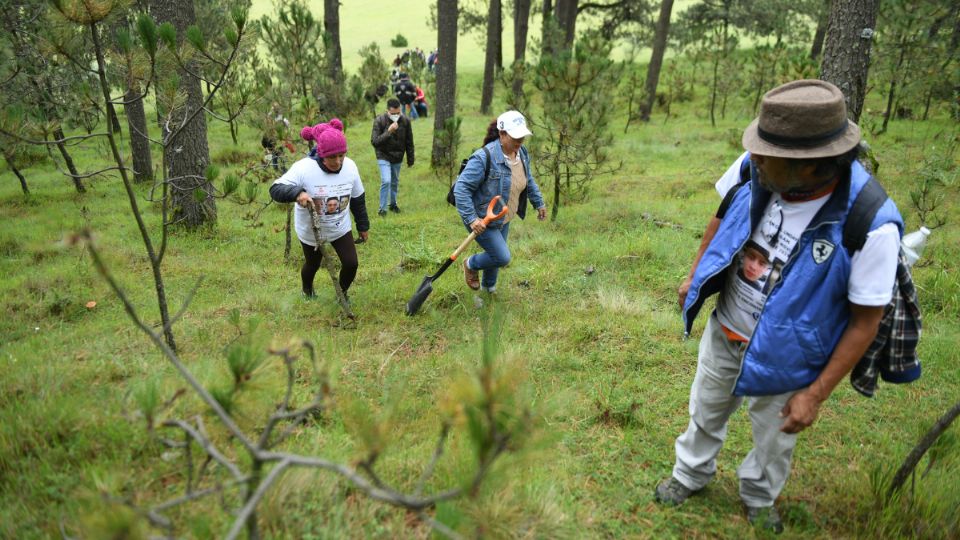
[296,191,311,208]
[387,122,399,133]
[470,219,486,234]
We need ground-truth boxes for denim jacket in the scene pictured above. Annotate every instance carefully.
[453,140,545,228]
[682,160,903,396]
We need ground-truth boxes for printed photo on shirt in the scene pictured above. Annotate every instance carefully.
[325,197,340,215]
[736,240,771,292]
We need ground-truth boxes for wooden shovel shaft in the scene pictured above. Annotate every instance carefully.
[449,230,479,262]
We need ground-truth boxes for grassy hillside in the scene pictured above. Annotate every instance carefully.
[1,60,959,540]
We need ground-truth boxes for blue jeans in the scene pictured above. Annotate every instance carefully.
[402,102,418,120]
[466,222,510,289]
[377,160,401,210]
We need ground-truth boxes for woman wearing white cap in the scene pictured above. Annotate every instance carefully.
[452,110,547,293]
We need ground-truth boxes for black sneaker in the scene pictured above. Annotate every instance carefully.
[301,289,316,299]
[378,209,387,217]
[654,477,697,506]
[389,204,401,214]
[746,505,784,534]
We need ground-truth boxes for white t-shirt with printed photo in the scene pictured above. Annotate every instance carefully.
[273,156,365,246]
[716,191,900,340]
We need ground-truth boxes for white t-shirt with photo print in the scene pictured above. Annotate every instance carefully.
[716,192,900,340]
[274,156,365,246]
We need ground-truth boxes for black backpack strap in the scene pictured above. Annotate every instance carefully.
[715,155,754,219]
[844,177,888,253]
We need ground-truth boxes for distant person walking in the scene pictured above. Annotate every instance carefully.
[393,73,418,120]
[656,80,906,534]
[269,119,370,301]
[370,98,415,216]
[453,111,547,293]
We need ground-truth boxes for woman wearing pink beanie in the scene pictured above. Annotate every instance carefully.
[270,119,370,301]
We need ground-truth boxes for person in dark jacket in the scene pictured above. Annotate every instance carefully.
[393,73,418,120]
[370,98,415,216]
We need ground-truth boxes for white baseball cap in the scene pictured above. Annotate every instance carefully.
[496,110,533,139]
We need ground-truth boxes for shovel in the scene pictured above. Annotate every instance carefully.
[405,196,508,316]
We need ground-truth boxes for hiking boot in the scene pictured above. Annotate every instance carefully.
[463,262,480,290]
[654,477,697,506]
[389,204,401,214]
[746,505,784,534]
[378,209,387,217]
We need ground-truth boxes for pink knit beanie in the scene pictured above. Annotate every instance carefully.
[300,118,347,158]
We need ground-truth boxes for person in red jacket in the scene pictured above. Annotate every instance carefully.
[414,86,428,118]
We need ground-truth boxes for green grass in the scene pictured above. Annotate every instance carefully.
[2,61,959,540]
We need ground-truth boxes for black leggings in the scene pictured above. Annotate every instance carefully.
[300,233,358,295]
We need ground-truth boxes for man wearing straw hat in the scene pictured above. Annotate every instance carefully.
[655,80,904,533]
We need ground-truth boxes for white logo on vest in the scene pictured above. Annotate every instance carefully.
[811,239,835,264]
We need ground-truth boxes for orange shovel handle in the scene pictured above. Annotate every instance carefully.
[481,195,509,225]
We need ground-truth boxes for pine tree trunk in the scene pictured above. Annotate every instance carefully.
[541,0,554,54]
[820,0,879,123]
[54,127,85,193]
[152,0,216,229]
[480,0,502,115]
[324,0,342,82]
[431,0,458,168]
[809,0,829,59]
[556,0,578,47]
[641,0,674,122]
[125,85,154,184]
[4,153,29,195]
[107,102,122,134]
[512,0,532,100]
[880,36,907,134]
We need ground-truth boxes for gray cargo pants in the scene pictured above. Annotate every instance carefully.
[672,312,799,508]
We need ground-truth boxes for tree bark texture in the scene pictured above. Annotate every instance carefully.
[152,0,217,228]
[107,101,122,134]
[324,0,343,82]
[641,0,674,121]
[819,0,879,123]
[512,0,532,99]
[495,0,503,70]
[53,127,85,193]
[556,0,578,47]
[4,153,29,195]
[480,0,502,114]
[541,0,553,51]
[125,85,154,183]
[809,0,829,59]
[431,0,458,167]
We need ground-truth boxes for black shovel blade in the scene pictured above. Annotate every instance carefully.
[405,275,434,316]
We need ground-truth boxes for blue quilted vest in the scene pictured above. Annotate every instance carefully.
[682,160,904,396]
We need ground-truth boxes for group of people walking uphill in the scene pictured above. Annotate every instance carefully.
[269,79,914,535]
[269,106,546,305]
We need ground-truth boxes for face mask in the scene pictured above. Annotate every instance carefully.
[389,114,400,122]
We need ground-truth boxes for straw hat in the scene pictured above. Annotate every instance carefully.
[742,80,861,159]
